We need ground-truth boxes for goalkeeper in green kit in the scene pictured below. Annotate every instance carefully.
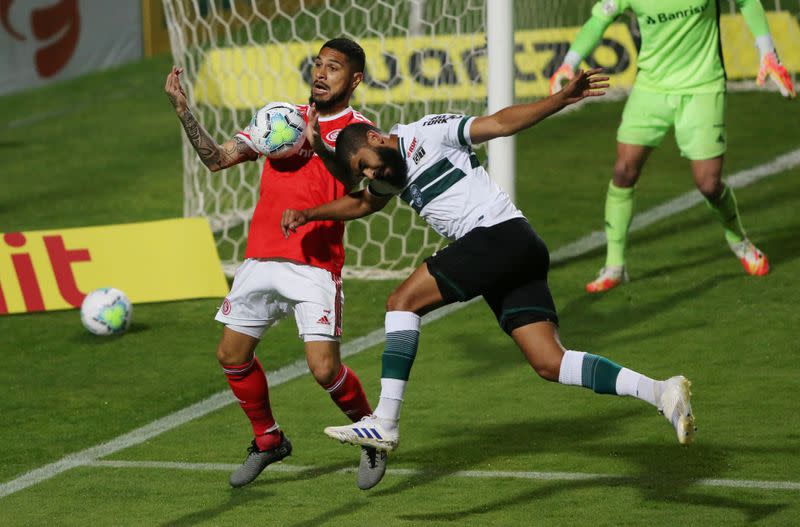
[550,0,796,293]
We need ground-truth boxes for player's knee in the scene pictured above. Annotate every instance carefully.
[386,290,416,313]
[612,159,639,187]
[696,177,723,199]
[216,341,238,366]
[216,338,253,366]
[307,355,338,386]
[523,344,562,381]
[532,359,560,382]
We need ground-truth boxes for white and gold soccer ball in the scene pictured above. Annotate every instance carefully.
[80,287,133,336]
[249,102,306,158]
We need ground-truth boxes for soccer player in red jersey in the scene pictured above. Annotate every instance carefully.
[165,38,385,489]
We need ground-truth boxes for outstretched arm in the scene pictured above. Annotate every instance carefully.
[281,189,391,238]
[736,0,796,98]
[304,105,361,191]
[550,1,621,94]
[469,68,608,145]
[165,66,258,171]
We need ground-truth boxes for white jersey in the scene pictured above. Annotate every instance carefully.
[369,114,523,241]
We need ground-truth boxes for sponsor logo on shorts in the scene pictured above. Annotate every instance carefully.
[317,309,332,325]
[326,129,341,142]
[221,298,231,315]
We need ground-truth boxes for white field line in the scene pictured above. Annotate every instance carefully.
[89,460,800,491]
[1,150,799,500]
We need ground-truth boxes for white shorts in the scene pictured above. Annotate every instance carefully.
[215,259,343,340]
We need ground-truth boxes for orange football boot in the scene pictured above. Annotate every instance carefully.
[585,265,629,293]
[730,239,770,276]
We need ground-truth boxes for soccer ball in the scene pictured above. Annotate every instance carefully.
[248,102,306,158]
[80,287,133,336]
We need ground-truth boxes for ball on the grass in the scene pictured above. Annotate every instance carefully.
[80,287,133,336]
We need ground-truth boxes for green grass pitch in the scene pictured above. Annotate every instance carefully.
[1,52,799,525]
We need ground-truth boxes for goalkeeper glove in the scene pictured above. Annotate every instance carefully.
[549,64,575,95]
[757,51,796,99]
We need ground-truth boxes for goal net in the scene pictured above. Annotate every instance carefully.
[163,0,488,279]
[163,0,799,278]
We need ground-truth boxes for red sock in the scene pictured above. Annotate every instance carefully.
[321,364,372,422]
[222,357,281,451]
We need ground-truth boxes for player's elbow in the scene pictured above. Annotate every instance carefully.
[361,201,380,217]
[493,118,516,137]
[491,111,523,137]
[365,197,389,215]
[498,126,516,138]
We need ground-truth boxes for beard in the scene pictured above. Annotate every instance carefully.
[309,86,349,111]
[374,146,408,191]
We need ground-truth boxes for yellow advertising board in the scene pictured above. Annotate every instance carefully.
[0,218,228,315]
[191,13,800,109]
[721,13,800,79]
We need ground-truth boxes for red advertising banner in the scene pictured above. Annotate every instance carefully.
[0,0,142,95]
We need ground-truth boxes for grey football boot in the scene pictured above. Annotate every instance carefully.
[357,446,388,490]
[229,432,292,487]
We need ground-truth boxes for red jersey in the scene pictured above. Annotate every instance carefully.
[237,105,370,275]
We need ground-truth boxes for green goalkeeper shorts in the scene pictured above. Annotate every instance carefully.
[617,86,727,160]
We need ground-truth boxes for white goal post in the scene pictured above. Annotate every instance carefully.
[162,0,799,278]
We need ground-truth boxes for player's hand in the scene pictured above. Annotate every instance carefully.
[549,63,576,95]
[558,68,609,105]
[757,52,796,99]
[281,209,308,238]
[305,103,323,149]
[165,66,189,115]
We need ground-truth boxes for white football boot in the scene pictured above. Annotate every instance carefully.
[324,415,399,452]
[357,447,388,490]
[658,375,696,445]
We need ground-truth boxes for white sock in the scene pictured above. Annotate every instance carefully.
[374,378,405,430]
[558,350,586,386]
[616,368,661,407]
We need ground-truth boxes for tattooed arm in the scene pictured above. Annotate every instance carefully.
[165,66,258,171]
[178,116,257,172]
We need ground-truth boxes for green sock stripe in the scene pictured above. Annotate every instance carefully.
[706,185,746,243]
[381,330,420,380]
[604,182,635,267]
[581,353,622,395]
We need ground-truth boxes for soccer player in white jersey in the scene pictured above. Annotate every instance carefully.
[280,69,696,481]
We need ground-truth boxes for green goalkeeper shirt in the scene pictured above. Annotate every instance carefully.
[570,0,771,93]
